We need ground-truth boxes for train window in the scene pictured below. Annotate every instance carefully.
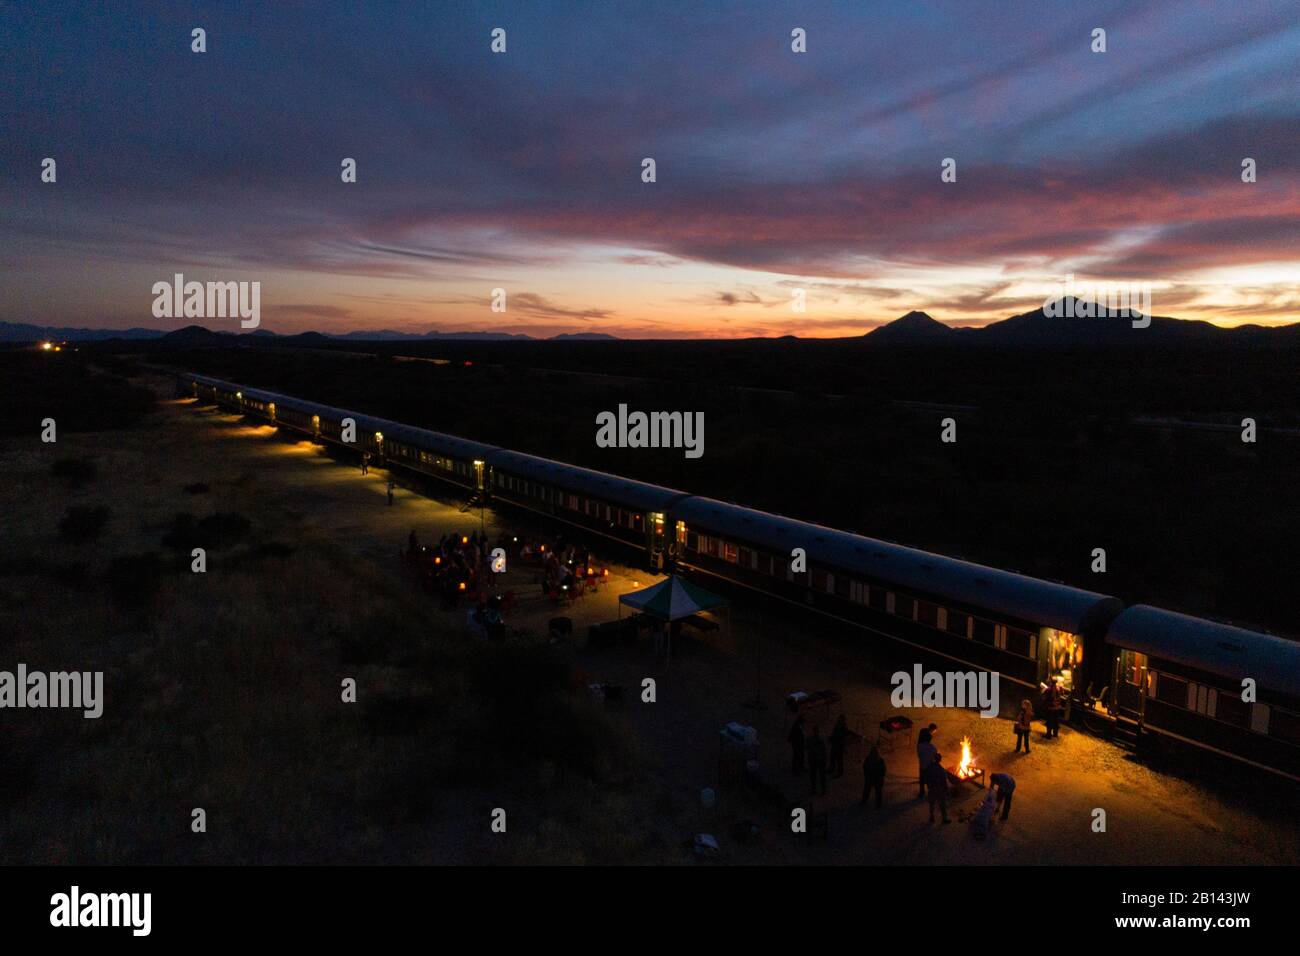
[849,581,865,603]
[723,542,739,563]
[916,601,939,627]
[738,546,752,567]
[1187,683,1217,717]
[1215,692,1251,729]
[1153,671,1187,708]
[686,532,699,551]
[1250,703,1269,735]
[756,552,773,575]
[834,575,850,599]
[1005,627,1034,657]
[1268,707,1300,745]
[868,586,889,611]
[894,595,915,620]
[811,569,828,592]
[971,618,995,645]
[1123,651,1147,684]
[946,611,970,638]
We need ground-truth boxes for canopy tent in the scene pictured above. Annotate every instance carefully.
[618,576,730,669]
[619,575,729,621]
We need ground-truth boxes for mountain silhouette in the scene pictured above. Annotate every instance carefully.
[2,300,1296,346]
[865,310,955,343]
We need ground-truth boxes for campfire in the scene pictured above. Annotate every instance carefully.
[945,735,986,788]
[956,736,979,780]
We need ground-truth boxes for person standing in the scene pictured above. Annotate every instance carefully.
[916,724,938,799]
[1045,680,1063,738]
[990,772,1016,820]
[861,746,886,809]
[829,714,849,778]
[387,479,395,506]
[923,753,950,824]
[807,725,828,796]
[1014,699,1033,753]
[361,451,370,475]
[788,715,806,775]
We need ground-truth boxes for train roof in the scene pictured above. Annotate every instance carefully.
[674,497,1122,633]
[1106,605,1300,699]
[185,373,500,461]
[487,449,690,512]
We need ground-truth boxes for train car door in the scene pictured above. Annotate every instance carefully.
[473,460,486,493]
[1114,649,1148,718]
[649,512,666,569]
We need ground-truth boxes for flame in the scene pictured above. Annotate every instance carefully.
[957,736,978,778]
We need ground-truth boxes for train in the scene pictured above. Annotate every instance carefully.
[180,371,1300,782]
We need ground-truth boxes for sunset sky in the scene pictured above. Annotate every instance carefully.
[2,1,1298,338]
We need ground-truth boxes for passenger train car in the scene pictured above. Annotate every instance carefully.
[187,373,496,493]
[488,449,689,559]
[1105,606,1300,779]
[179,371,1300,782]
[671,496,1122,698]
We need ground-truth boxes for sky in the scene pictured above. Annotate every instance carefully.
[2,1,1298,338]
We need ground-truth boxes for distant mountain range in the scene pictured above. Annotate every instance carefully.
[0,322,620,344]
[2,299,1296,346]
[864,299,1299,346]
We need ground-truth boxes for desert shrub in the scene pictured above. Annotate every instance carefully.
[51,561,90,585]
[58,505,110,541]
[200,512,251,547]
[466,640,633,780]
[162,511,251,551]
[249,541,295,560]
[103,552,168,609]
[51,457,98,488]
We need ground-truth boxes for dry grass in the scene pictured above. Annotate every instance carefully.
[0,366,651,864]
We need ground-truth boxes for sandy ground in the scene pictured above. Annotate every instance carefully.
[17,386,1298,865]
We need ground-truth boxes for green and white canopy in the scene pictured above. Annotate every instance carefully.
[618,576,729,622]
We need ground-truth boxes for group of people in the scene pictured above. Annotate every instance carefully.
[406,528,494,606]
[540,541,596,599]
[785,716,1018,831]
[917,723,1018,827]
[787,714,887,809]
